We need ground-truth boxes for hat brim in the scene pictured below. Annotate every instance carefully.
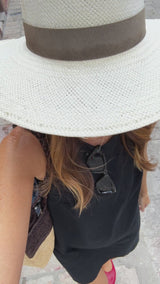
[0,19,160,137]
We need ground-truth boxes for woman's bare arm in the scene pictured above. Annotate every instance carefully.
[138,143,150,211]
[139,143,148,194]
[0,126,47,284]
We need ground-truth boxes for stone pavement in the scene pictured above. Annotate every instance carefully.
[2,0,23,39]
[0,0,160,283]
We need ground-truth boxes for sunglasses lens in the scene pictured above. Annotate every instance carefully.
[86,147,104,173]
[95,174,116,195]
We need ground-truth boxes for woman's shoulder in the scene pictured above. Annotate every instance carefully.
[11,124,47,181]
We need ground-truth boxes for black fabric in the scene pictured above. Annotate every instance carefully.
[46,134,143,284]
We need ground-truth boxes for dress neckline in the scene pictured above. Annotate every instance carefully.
[79,135,115,148]
[78,134,123,158]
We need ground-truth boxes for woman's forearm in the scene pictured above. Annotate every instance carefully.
[139,142,148,195]
[0,176,34,284]
[139,169,148,194]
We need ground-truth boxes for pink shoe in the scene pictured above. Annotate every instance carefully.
[104,259,116,284]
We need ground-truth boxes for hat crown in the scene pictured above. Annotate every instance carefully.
[21,0,145,29]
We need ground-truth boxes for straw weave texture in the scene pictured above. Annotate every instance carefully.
[21,0,144,28]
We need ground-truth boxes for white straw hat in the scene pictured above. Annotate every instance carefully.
[0,0,159,137]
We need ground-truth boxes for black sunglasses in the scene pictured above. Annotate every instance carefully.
[86,145,116,195]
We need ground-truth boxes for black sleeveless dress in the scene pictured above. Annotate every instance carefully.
[46,134,143,284]
[12,125,142,283]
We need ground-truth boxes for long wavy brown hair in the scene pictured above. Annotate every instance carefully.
[34,121,158,216]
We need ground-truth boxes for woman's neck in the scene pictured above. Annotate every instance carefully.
[79,135,113,147]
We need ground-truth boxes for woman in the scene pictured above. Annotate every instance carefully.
[0,0,160,283]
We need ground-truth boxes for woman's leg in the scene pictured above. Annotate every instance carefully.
[102,258,115,272]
